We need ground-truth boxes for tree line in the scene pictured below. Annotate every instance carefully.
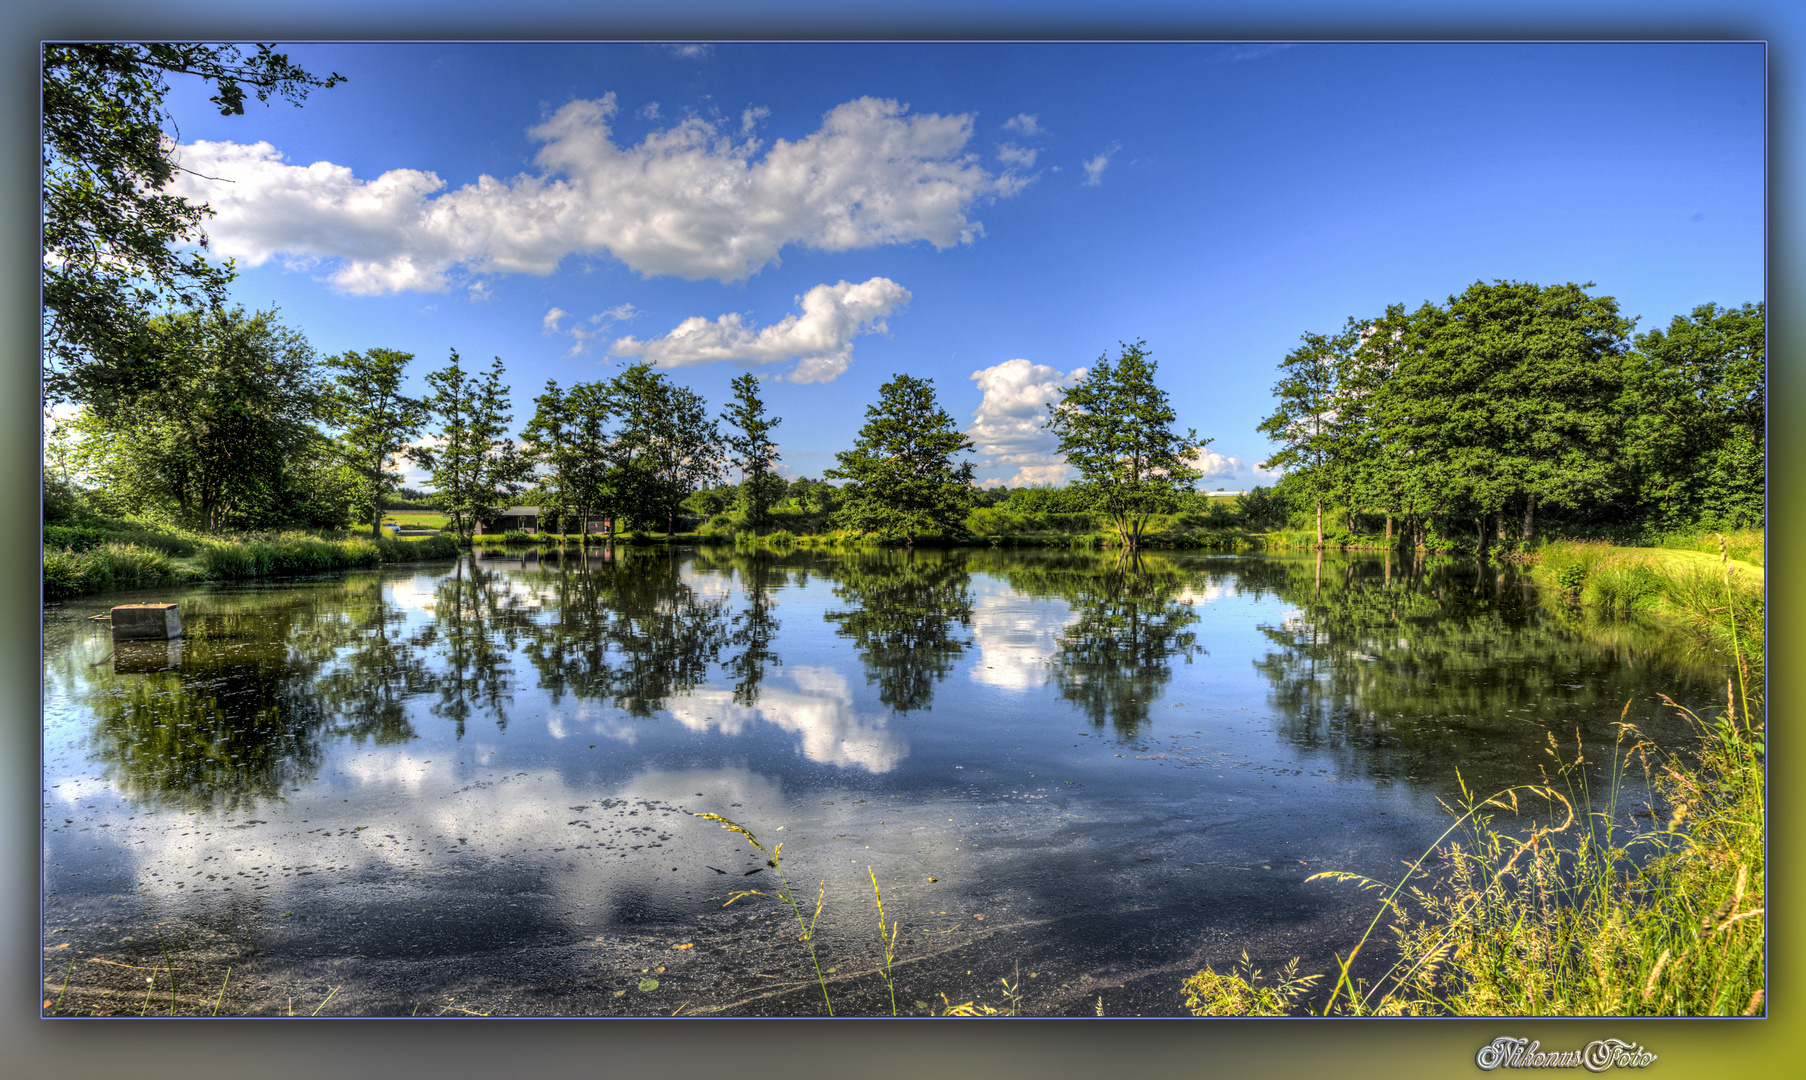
[41,44,1212,554]
[1258,281,1763,550]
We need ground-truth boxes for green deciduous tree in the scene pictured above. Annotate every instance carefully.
[1257,329,1346,547]
[1045,340,1205,552]
[425,353,529,538]
[607,364,722,536]
[42,43,344,407]
[1373,281,1630,547]
[1622,302,1765,529]
[723,372,784,529]
[323,348,430,539]
[828,374,976,546]
[69,307,332,531]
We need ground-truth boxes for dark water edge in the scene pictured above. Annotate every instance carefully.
[42,547,1735,1016]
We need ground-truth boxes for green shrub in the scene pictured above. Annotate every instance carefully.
[44,521,200,557]
[43,543,180,600]
[200,533,382,580]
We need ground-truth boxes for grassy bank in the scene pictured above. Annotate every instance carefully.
[1529,536,1764,673]
[1185,538,1765,1017]
[1184,695,1764,1017]
[43,520,464,600]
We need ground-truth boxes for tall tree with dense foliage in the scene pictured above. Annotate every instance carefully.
[828,374,976,547]
[1622,302,1765,529]
[425,353,528,537]
[608,364,722,536]
[68,307,335,530]
[722,372,784,529]
[1373,281,1630,546]
[522,380,575,534]
[1257,330,1346,547]
[323,348,430,539]
[1046,340,1204,552]
[41,43,344,407]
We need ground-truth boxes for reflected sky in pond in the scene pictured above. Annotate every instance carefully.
[42,548,1736,1015]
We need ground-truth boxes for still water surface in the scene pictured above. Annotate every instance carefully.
[42,547,1729,1016]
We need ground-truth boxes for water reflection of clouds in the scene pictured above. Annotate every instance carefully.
[335,751,447,793]
[679,566,736,600]
[386,574,440,614]
[967,593,1076,691]
[1176,583,1235,606]
[103,763,795,920]
[664,667,907,772]
[546,701,644,746]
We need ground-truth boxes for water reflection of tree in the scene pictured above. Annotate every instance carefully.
[519,546,730,717]
[709,550,787,706]
[983,552,1203,736]
[823,550,973,713]
[82,594,343,812]
[305,576,432,746]
[419,556,538,734]
[1246,553,1722,795]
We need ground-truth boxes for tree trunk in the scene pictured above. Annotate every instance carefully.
[1385,514,1393,545]
[1523,495,1535,542]
[1475,516,1486,556]
[1315,498,1323,549]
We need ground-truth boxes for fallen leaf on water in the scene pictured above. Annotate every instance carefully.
[655,966,666,973]
[675,943,693,950]
[638,978,659,992]
[928,877,938,883]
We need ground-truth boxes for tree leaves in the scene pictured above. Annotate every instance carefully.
[827,374,975,546]
[1046,340,1204,550]
[41,43,344,405]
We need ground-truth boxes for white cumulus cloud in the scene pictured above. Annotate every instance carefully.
[549,302,639,356]
[166,95,1016,295]
[967,358,1085,487]
[1188,450,1282,488]
[611,277,909,383]
[1003,113,1041,135]
[996,143,1038,169]
[1082,141,1122,186]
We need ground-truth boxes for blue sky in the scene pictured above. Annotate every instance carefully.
[152,41,1764,491]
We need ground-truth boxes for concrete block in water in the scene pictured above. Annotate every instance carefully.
[113,639,184,673]
[110,603,182,641]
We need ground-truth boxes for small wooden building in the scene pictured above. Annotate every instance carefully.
[477,506,541,534]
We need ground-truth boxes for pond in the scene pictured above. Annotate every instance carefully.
[41,546,1734,1016]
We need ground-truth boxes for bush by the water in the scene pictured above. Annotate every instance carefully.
[1532,539,1764,672]
[43,543,182,601]
[200,534,383,579]
[201,531,465,579]
[44,521,200,557]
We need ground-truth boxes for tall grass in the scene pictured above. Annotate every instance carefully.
[44,522,201,557]
[202,532,464,578]
[1645,527,1764,567]
[43,543,183,600]
[200,533,384,579]
[1187,544,1765,1017]
[694,813,836,1015]
[1532,536,1764,678]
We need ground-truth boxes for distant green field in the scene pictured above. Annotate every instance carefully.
[386,510,449,531]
